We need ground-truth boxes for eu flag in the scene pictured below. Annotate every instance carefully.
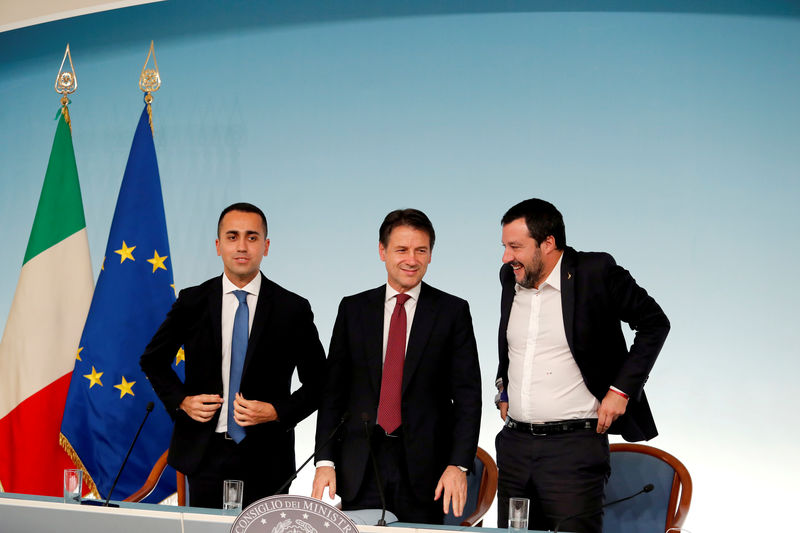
[60,105,183,503]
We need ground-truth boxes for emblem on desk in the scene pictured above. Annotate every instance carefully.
[230,495,358,533]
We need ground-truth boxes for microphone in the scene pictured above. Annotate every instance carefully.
[272,412,350,496]
[102,401,155,507]
[552,483,654,533]
[362,413,388,526]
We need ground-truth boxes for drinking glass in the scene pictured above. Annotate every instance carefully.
[509,497,529,533]
[223,479,244,513]
[63,469,82,504]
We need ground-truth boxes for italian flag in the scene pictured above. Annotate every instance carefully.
[0,110,94,495]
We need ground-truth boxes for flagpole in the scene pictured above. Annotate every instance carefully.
[55,43,77,128]
[140,40,162,133]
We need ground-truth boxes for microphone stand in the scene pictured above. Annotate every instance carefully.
[552,483,654,533]
[362,414,387,526]
[102,402,155,507]
[273,413,350,496]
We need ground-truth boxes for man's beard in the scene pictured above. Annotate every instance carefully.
[514,248,544,289]
[517,261,543,289]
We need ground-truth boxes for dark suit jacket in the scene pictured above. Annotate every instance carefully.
[496,247,670,441]
[315,282,482,502]
[140,273,326,484]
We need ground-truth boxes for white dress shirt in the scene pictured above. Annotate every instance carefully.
[506,254,599,423]
[215,272,260,434]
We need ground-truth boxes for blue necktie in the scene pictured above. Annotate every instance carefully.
[227,290,249,443]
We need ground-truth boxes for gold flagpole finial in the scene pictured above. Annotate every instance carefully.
[55,44,77,126]
[139,40,161,133]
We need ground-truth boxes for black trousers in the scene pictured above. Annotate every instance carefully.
[496,426,610,533]
[342,429,442,524]
[187,432,289,509]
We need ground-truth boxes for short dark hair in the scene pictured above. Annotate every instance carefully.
[379,208,436,250]
[501,198,566,249]
[217,202,268,237]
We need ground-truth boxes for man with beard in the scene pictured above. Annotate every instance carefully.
[312,208,481,524]
[495,198,670,533]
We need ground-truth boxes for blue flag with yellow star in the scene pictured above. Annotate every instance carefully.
[60,105,183,503]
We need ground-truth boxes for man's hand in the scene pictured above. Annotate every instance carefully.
[597,390,628,433]
[233,393,278,426]
[434,465,468,517]
[499,401,508,421]
[311,466,337,500]
[179,394,223,422]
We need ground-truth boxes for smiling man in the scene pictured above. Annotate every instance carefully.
[312,208,481,524]
[495,198,670,533]
[140,202,325,508]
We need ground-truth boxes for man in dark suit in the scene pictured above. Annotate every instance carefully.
[311,209,481,524]
[140,202,325,508]
[495,198,670,533]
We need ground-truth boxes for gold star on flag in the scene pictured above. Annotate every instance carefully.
[175,347,185,365]
[76,346,83,361]
[83,366,103,388]
[170,283,177,297]
[101,257,105,271]
[147,250,168,273]
[115,241,136,263]
[114,376,136,398]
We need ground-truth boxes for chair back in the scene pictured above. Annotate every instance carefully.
[123,449,186,505]
[443,446,498,527]
[605,443,692,533]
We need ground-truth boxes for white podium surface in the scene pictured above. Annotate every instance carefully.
[0,493,234,533]
[0,494,505,533]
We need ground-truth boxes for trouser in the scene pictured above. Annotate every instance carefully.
[187,432,289,509]
[342,428,442,524]
[496,426,610,533]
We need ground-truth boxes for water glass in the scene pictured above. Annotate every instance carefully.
[509,497,529,532]
[223,479,244,513]
[63,469,82,504]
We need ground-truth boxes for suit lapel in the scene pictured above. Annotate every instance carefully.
[242,273,271,377]
[499,264,516,344]
[561,247,577,356]
[402,282,435,393]
[363,286,385,395]
[209,276,223,370]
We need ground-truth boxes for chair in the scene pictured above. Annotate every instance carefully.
[123,449,187,505]
[605,443,692,533]
[443,446,498,527]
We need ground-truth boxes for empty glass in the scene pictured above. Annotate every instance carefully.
[223,479,244,513]
[509,497,529,532]
[63,469,82,504]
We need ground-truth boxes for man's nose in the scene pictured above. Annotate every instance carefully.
[502,248,513,264]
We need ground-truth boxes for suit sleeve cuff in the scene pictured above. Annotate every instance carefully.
[315,461,335,469]
[609,386,629,399]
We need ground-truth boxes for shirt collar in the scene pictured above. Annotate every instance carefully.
[385,282,421,303]
[222,271,262,297]
[542,252,563,292]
